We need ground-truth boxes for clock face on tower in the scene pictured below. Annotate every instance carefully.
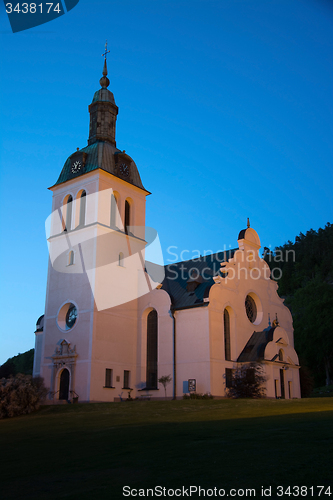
[119,163,130,177]
[71,160,82,174]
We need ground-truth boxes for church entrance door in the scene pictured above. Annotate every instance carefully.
[59,369,70,400]
[279,369,285,399]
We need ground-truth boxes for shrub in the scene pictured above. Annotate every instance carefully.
[227,362,266,399]
[183,392,213,400]
[158,374,172,398]
[0,374,48,419]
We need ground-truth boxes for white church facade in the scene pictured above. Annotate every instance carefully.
[33,59,301,401]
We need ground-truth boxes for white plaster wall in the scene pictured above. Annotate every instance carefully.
[175,307,211,396]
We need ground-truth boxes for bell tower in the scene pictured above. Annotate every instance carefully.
[33,48,152,403]
[88,53,118,146]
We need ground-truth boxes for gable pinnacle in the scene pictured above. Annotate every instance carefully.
[247,217,250,228]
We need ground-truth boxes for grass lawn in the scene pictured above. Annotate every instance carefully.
[1,398,333,499]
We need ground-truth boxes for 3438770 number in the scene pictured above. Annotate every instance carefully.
[5,3,62,14]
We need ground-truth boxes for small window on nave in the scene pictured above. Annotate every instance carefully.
[105,369,113,388]
[123,370,131,389]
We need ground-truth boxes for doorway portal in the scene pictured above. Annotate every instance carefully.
[59,369,70,400]
[280,369,285,399]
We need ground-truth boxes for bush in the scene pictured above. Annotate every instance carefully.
[0,374,47,419]
[227,362,266,399]
[183,392,213,400]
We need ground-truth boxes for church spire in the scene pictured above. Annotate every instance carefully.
[100,59,110,89]
[100,40,110,89]
[88,42,118,147]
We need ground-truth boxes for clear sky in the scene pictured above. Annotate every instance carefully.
[0,0,332,365]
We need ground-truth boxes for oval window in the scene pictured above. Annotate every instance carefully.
[245,295,257,323]
[57,302,78,331]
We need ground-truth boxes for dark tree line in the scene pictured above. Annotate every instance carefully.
[263,222,333,387]
[0,349,34,379]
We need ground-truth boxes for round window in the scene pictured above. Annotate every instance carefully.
[245,295,257,323]
[57,302,78,331]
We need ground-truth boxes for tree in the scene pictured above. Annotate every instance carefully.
[289,279,333,386]
[0,360,16,379]
[158,375,172,398]
[299,364,315,397]
[263,223,333,385]
[227,363,266,399]
[0,349,34,378]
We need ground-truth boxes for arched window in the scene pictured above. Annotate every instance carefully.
[224,309,231,361]
[279,349,284,361]
[79,191,86,226]
[147,309,158,389]
[118,252,124,267]
[110,194,118,227]
[124,200,130,234]
[65,195,73,232]
[68,250,74,266]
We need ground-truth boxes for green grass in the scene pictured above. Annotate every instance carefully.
[1,398,333,499]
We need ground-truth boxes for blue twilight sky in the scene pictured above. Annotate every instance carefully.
[0,0,332,364]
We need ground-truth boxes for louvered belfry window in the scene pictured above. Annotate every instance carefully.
[65,195,73,231]
[110,194,117,227]
[79,191,86,226]
[224,309,231,361]
[124,200,130,234]
[147,310,158,389]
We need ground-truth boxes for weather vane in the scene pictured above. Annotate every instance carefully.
[102,40,110,60]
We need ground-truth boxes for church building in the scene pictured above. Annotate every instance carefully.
[33,58,301,401]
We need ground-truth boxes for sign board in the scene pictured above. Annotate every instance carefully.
[188,379,196,392]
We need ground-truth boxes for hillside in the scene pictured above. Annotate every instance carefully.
[0,349,34,378]
[264,222,333,387]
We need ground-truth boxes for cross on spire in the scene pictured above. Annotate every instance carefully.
[102,40,110,60]
[100,40,110,88]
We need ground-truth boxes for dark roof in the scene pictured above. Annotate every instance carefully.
[35,314,44,333]
[237,327,276,362]
[160,250,235,310]
[238,228,247,240]
[92,87,115,104]
[52,141,147,191]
